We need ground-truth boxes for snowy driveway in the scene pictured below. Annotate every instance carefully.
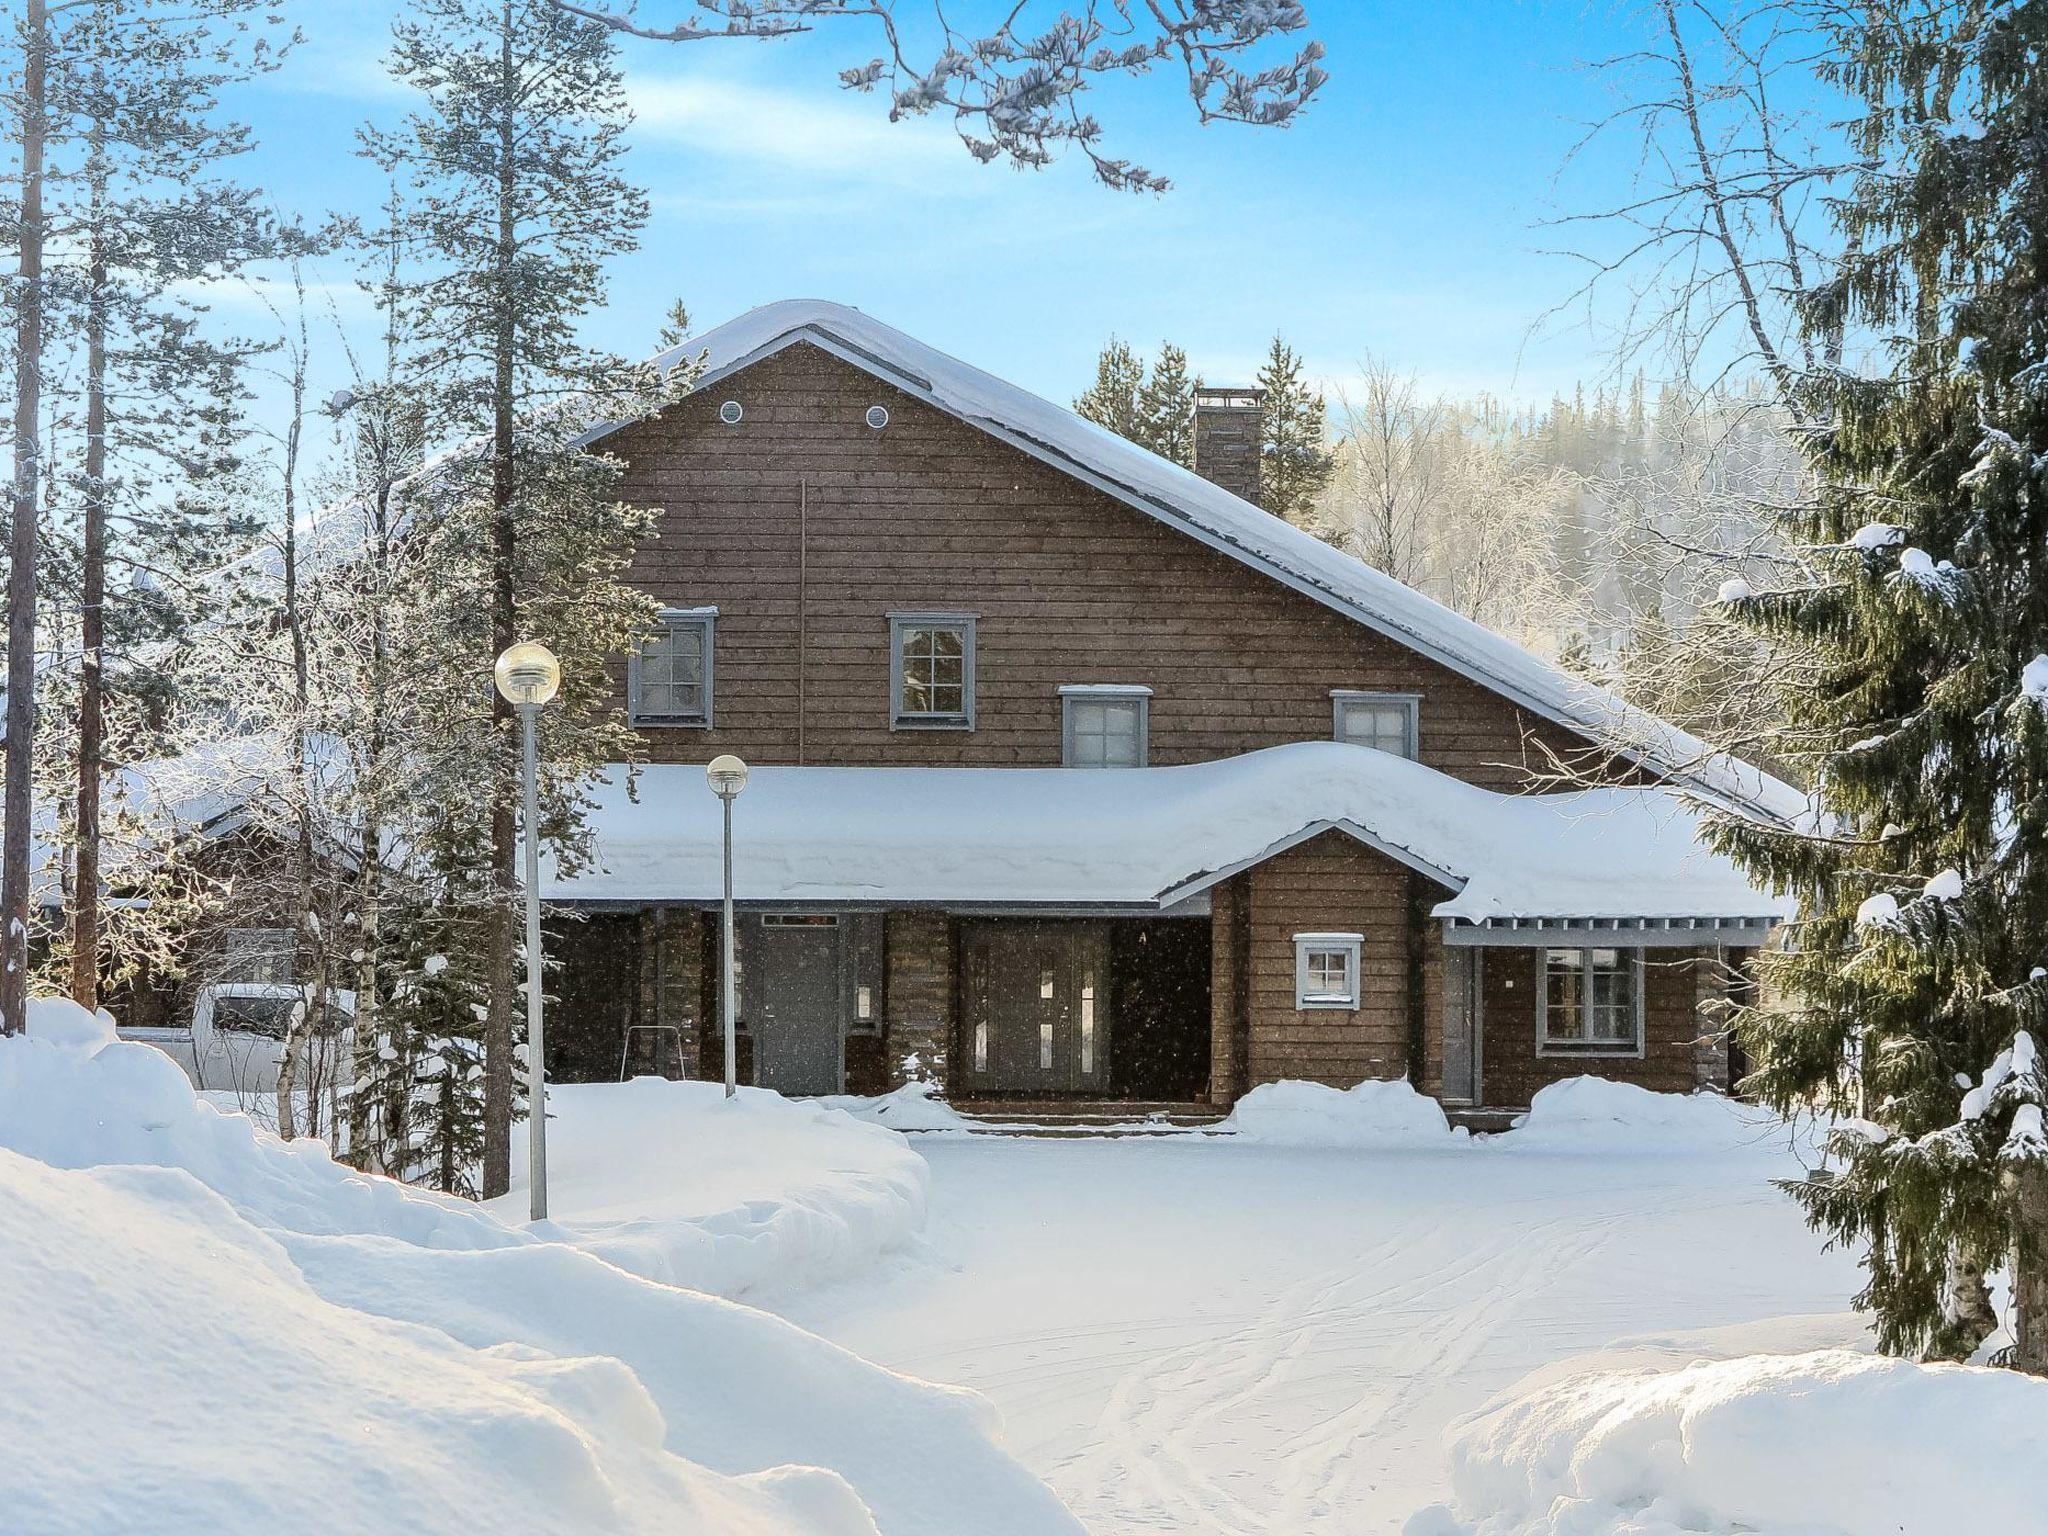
[776,1132,1865,1536]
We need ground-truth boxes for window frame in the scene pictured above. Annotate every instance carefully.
[889,611,977,730]
[1330,689,1421,759]
[1294,932,1364,1010]
[1536,946,1647,1057]
[629,606,716,729]
[1059,684,1153,768]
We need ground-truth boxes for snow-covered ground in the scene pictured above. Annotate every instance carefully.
[772,1086,1873,1536]
[1,1002,1077,1536]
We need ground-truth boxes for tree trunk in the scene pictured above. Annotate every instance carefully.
[480,0,521,1199]
[71,127,110,1014]
[2,0,49,1037]
[2011,1164,2048,1374]
[1934,1255,2000,1360]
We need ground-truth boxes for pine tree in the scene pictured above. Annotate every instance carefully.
[1137,342,1197,468]
[1712,0,2048,1369]
[365,0,656,1199]
[1256,334,1334,525]
[1074,338,1146,443]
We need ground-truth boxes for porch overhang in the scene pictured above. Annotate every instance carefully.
[544,742,1786,936]
[1442,914,1779,948]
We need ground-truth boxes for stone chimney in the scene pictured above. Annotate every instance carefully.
[1192,385,1266,508]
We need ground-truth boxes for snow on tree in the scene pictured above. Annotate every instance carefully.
[551,0,1327,194]
[1255,334,1332,526]
[362,0,671,1198]
[1711,0,2048,1370]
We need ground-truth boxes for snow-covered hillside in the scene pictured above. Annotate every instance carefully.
[0,1000,1078,1536]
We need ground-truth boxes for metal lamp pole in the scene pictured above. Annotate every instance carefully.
[494,641,562,1222]
[706,754,749,1099]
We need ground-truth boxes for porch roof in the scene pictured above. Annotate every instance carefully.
[544,742,1787,928]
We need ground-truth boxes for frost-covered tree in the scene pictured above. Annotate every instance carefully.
[1,0,289,1034]
[552,0,1326,193]
[1712,0,2048,1370]
[364,0,666,1198]
[1256,334,1332,525]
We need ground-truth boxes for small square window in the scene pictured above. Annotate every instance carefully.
[1332,691,1419,758]
[1540,947,1643,1053]
[1295,933,1363,1009]
[890,613,976,729]
[631,609,714,727]
[1061,686,1151,768]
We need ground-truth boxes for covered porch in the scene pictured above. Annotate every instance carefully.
[540,743,1782,1111]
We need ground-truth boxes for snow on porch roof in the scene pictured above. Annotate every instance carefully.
[584,299,1803,826]
[544,742,1786,926]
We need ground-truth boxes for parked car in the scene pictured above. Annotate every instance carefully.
[122,982,356,1105]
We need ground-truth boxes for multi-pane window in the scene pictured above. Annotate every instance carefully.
[1294,933,1363,1009]
[631,609,714,727]
[1541,947,1643,1052]
[1061,685,1151,768]
[216,927,295,986]
[1332,691,1419,758]
[890,613,975,728]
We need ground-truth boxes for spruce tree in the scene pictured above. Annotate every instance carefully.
[1074,338,1146,443]
[1256,334,1334,525]
[1137,342,1197,468]
[1712,0,2048,1368]
[365,0,655,1198]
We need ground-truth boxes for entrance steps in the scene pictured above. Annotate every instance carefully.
[944,1099,1229,1137]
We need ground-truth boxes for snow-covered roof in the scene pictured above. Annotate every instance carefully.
[586,299,1802,824]
[544,742,1785,926]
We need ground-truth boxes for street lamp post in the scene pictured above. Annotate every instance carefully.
[706,754,749,1099]
[494,641,562,1222]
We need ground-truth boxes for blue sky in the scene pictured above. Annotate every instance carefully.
[224,1,1694,431]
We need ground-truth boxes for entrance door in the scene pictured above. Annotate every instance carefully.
[748,915,844,1093]
[960,921,1110,1094]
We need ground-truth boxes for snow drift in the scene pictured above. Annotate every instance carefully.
[1507,1076,1805,1155]
[1409,1349,2048,1536]
[492,1077,930,1296]
[0,1000,1081,1536]
[1221,1077,1463,1147]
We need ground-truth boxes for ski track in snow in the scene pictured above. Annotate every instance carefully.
[775,1136,1861,1536]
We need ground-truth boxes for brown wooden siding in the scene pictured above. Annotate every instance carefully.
[885,910,952,1089]
[1239,831,1417,1090]
[606,343,1605,786]
[1477,946,1707,1106]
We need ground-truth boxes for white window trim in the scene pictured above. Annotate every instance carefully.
[1536,946,1647,1058]
[1330,689,1421,759]
[629,606,716,729]
[1059,684,1153,768]
[1294,932,1364,1010]
[889,612,977,730]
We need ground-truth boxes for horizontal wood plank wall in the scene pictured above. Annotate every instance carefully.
[885,910,953,1090]
[1209,875,1251,1103]
[1478,946,1704,1107]
[607,344,1608,784]
[1242,832,1412,1089]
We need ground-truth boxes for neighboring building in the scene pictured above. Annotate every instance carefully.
[541,300,1793,1115]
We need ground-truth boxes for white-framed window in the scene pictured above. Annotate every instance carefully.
[630,608,715,727]
[216,926,295,986]
[1332,690,1420,758]
[1294,932,1363,1010]
[890,612,975,729]
[1539,947,1645,1054]
[1060,684,1151,768]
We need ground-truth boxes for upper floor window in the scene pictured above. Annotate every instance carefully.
[630,608,715,728]
[890,612,975,729]
[1540,947,1643,1054]
[1061,685,1151,768]
[1332,690,1419,758]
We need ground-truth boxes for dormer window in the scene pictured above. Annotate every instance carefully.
[630,608,715,727]
[1332,690,1419,758]
[1061,685,1151,768]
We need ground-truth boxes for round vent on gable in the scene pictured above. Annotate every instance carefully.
[718,400,743,425]
[865,405,890,430]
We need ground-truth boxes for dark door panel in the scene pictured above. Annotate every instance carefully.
[960,920,1111,1094]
